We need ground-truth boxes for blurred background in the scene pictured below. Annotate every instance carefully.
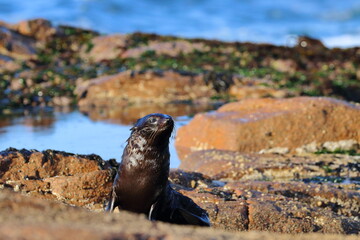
[1,0,360,47]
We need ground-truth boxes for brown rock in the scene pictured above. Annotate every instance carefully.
[14,18,55,42]
[229,181,360,218]
[0,149,105,181]
[247,199,315,233]
[0,54,20,72]
[2,190,359,240]
[297,36,326,50]
[0,26,36,59]
[269,59,298,73]
[0,148,114,209]
[175,97,360,159]
[229,85,290,99]
[122,40,209,58]
[77,70,216,107]
[180,149,360,182]
[52,96,73,106]
[1,148,359,234]
[80,34,127,62]
[177,180,360,234]
[246,198,360,234]
[169,169,215,189]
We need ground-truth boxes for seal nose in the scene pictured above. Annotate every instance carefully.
[163,114,171,120]
[159,115,173,127]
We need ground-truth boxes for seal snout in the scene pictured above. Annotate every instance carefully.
[158,114,174,130]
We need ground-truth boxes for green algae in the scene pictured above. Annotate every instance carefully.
[1,29,360,111]
[302,176,360,185]
[315,149,360,156]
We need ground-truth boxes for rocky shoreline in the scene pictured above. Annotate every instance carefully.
[1,189,359,240]
[1,19,360,115]
[1,18,360,239]
[0,147,359,236]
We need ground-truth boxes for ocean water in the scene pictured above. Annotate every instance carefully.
[0,0,359,47]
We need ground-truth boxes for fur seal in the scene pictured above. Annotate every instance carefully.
[105,113,210,226]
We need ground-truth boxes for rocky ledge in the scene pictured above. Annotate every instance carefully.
[175,96,360,159]
[1,189,359,240]
[1,148,359,236]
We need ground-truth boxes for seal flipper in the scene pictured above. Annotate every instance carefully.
[176,208,211,226]
[149,185,210,226]
[170,188,211,226]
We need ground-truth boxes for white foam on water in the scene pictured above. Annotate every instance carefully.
[1,0,359,48]
[323,34,360,48]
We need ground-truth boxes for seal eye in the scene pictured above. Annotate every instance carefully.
[148,117,157,124]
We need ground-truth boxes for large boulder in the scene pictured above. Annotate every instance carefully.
[0,148,115,209]
[175,97,360,159]
[77,70,216,107]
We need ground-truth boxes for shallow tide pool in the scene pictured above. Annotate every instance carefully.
[0,110,190,168]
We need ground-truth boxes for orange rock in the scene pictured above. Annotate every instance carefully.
[175,97,360,159]
[121,40,209,58]
[80,34,127,62]
[15,18,55,42]
[77,70,216,107]
[0,148,114,210]
[229,85,290,99]
[0,149,103,181]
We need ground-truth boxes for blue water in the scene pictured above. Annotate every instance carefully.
[0,111,189,168]
[1,0,360,47]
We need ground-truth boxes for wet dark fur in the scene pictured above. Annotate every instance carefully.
[105,113,210,226]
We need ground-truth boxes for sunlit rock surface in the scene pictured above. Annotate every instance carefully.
[175,97,360,159]
[1,148,359,234]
